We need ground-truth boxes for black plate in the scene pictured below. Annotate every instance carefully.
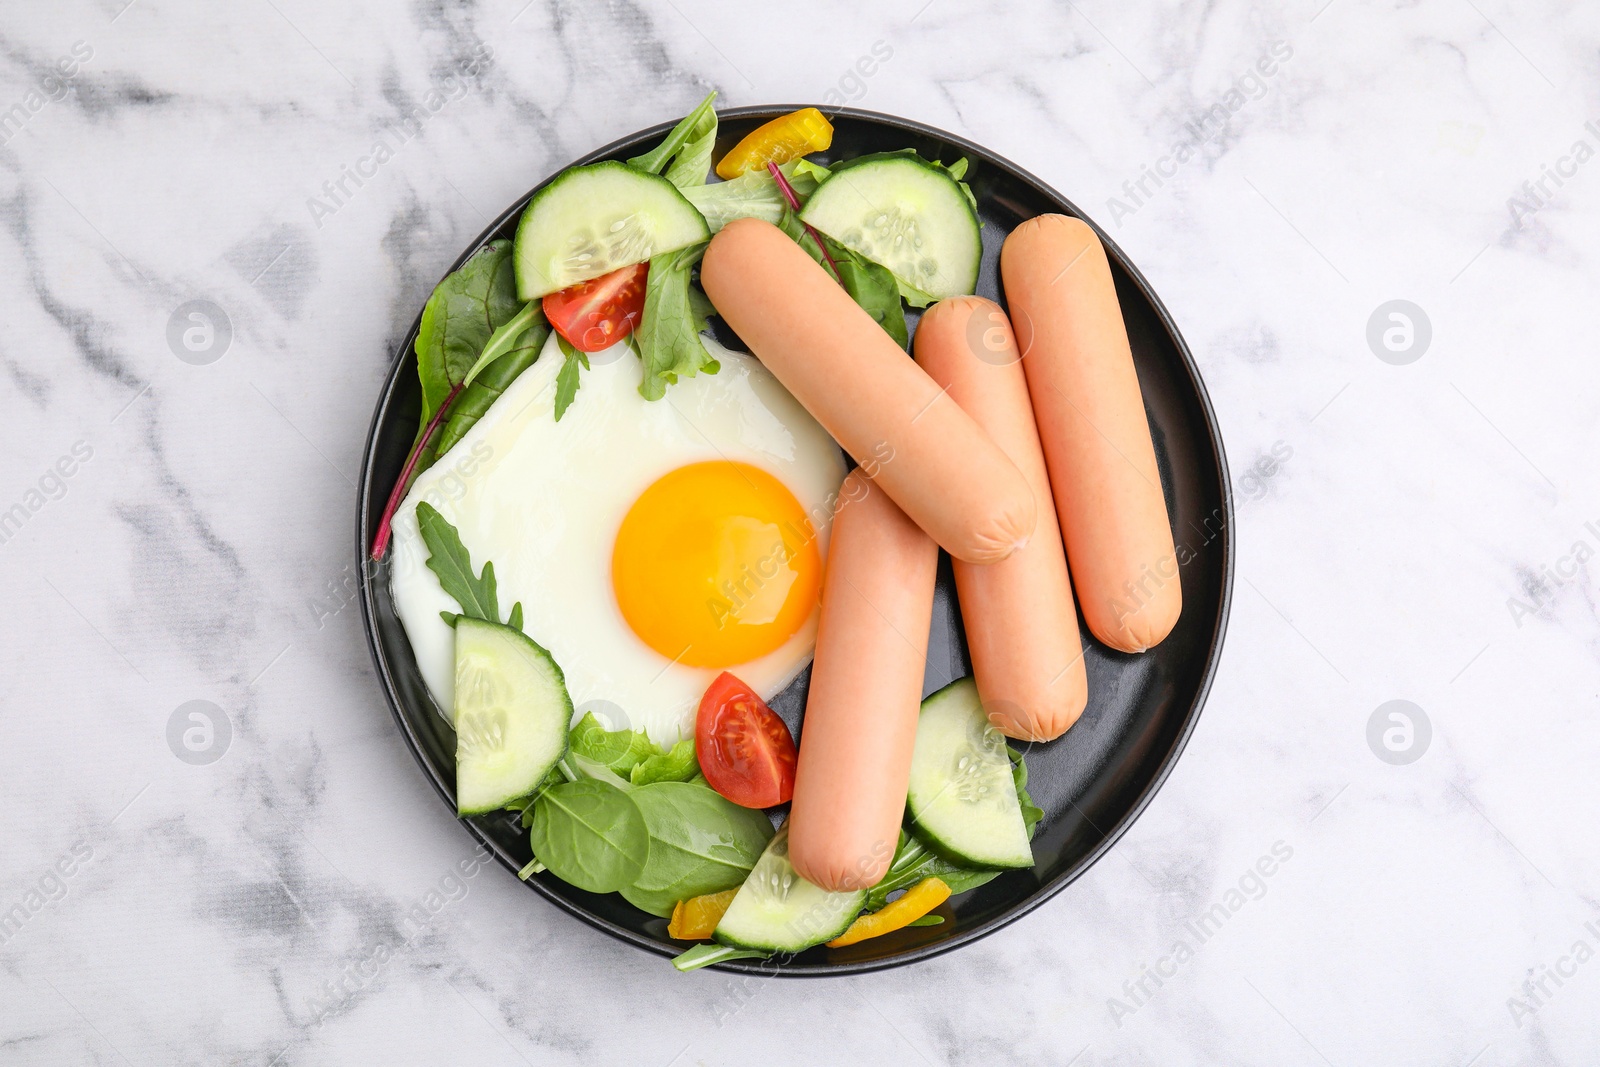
[358,106,1233,976]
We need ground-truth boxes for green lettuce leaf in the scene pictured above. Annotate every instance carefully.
[682,160,826,233]
[635,242,718,401]
[630,738,699,787]
[570,711,658,775]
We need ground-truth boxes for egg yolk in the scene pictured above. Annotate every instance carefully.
[612,461,822,668]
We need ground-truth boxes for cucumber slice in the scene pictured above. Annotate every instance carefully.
[513,161,710,299]
[713,825,866,953]
[452,616,571,816]
[798,152,980,300]
[906,678,1033,869]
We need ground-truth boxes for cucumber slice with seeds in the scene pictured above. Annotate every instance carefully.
[713,825,866,953]
[513,160,710,299]
[453,616,571,816]
[798,152,980,300]
[906,678,1033,869]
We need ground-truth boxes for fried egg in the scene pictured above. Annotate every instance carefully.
[389,332,846,745]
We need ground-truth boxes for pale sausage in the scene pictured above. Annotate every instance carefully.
[701,217,1035,565]
[788,471,936,891]
[1001,215,1181,652]
[913,296,1088,740]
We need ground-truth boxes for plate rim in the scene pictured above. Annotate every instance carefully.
[357,103,1235,977]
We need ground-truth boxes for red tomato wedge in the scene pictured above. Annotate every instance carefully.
[542,262,649,352]
[695,673,797,809]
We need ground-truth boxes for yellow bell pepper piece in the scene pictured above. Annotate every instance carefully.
[715,108,834,180]
[827,877,951,948]
[667,888,739,940]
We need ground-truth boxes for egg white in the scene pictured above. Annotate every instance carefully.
[389,332,847,745]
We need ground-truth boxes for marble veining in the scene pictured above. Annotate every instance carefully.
[2,0,1597,1063]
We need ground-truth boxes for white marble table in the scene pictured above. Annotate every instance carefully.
[3,1,1596,1063]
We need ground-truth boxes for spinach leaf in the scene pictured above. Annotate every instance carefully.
[414,239,521,430]
[775,208,908,349]
[528,779,649,894]
[553,334,590,421]
[628,92,717,184]
[415,502,498,623]
[569,711,658,776]
[630,738,698,787]
[435,312,550,455]
[620,781,773,918]
[635,242,719,401]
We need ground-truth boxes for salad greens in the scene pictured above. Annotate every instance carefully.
[569,711,660,776]
[629,738,697,787]
[628,92,718,184]
[435,308,551,455]
[461,301,541,388]
[863,746,1042,911]
[528,779,650,894]
[416,501,500,625]
[415,239,523,432]
[683,159,826,232]
[370,240,528,558]
[670,944,771,971]
[635,242,719,401]
[621,781,774,917]
[552,334,590,421]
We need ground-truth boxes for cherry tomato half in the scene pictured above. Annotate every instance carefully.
[695,672,797,809]
[541,261,648,353]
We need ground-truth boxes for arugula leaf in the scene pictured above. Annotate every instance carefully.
[507,601,524,632]
[630,738,698,787]
[553,335,590,421]
[415,501,499,623]
[528,779,650,894]
[436,311,551,455]
[635,242,719,401]
[628,91,718,183]
[776,208,908,348]
[414,239,521,430]
[908,915,945,927]
[620,781,773,917]
[570,711,658,775]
